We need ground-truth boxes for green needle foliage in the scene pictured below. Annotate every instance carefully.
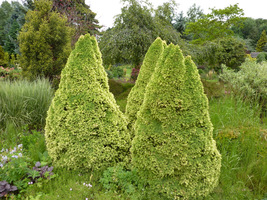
[126,37,165,133]
[18,0,72,81]
[256,30,267,52]
[45,34,131,172]
[131,44,221,199]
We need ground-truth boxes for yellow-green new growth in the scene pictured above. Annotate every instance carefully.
[126,37,165,133]
[45,34,131,171]
[131,44,221,199]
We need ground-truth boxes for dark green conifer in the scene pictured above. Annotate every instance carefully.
[131,44,221,199]
[126,37,165,133]
[45,34,131,171]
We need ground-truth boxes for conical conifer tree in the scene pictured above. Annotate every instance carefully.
[256,30,267,52]
[131,44,221,199]
[45,34,131,171]
[125,37,165,133]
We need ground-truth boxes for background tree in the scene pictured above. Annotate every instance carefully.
[22,0,35,10]
[192,37,246,71]
[99,0,183,67]
[19,0,72,81]
[154,1,182,45]
[0,1,13,47]
[186,3,204,23]
[184,4,245,44]
[256,30,267,52]
[0,1,27,54]
[99,0,157,66]
[52,0,101,45]
[173,4,204,39]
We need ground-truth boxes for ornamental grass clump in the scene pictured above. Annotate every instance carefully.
[126,37,165,133]
[131,44,221,199]
[45,34,131,171]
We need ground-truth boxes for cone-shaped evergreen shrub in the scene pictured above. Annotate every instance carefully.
[45,34,131,171]
[131,44,221,199]
[126,37,165,132]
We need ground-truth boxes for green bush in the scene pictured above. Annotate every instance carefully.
[111,66,124,78]
[45,34,131,171]
[220,60,267,116]
[131,44,221,199]
[256,52,267,63]
[0,79,53,129]
[126,37,165,132]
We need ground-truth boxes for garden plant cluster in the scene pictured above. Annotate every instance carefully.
[44,35,221,199]
[0,34,266,199]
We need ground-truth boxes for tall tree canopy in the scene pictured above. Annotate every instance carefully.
[184,4,245,44]
[19,0,72,81]
[52,0,101,45]
[99,0,183,66]
[0,1,27,54]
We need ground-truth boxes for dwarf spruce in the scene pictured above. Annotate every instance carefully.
[45,34,131,171]
[126,37,165,133]
[131,44,221,199]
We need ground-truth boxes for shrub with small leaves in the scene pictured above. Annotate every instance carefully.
[131,44,221,199]
[126,38,165,132]
[45,34,131,171]
[220,59,267,115]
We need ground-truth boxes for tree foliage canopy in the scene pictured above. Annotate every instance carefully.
[99,0,182,66]
[184,4,245,44]
[52,0,101,45]
[0,1,27,54]
[19,0,72,80]
[192,37,246,71]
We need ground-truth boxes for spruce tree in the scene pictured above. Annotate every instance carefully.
[125,37,165,133]
[131,44,221,199]
[256,30,267,52]
[45,34,131,171]
[19,0,72,81]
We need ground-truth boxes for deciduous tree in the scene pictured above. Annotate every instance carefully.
[184,4,245,44]
[52,0,100,45]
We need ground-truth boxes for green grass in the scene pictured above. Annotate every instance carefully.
[0,79,54,130]
[206,96,267,199]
